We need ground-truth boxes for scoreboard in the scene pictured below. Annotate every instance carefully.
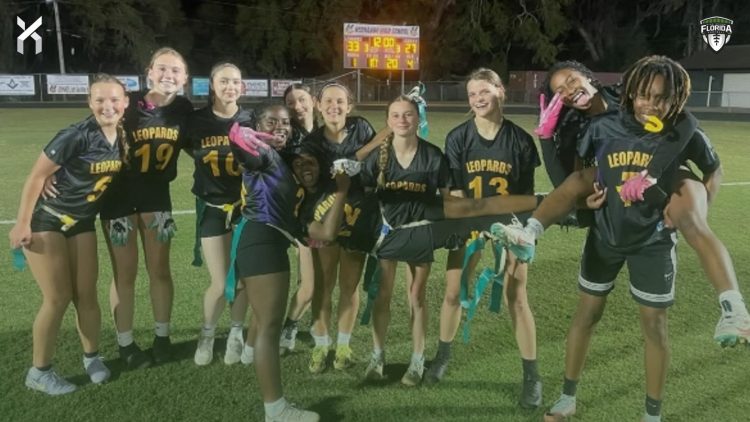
[343,23,419,71]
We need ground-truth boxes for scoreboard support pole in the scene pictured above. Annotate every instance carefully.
[357,69,361,103]
[401,70,405,95]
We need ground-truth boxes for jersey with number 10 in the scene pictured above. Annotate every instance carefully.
[184,106,254,204]
[40,116,123,219]
[445,118,540,198]
[123,91,193,183]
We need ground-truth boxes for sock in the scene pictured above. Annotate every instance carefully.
[264,397,288,418]
[522,358,539,380]
[201,324,216,338]
[283,318,299,329]
[34,365,52,373]
[562,377,578,396]
[117,330,134,348]
[154,322,170,338]
[372,347,384,358]
[645,395,662,417]
[83,351,99,359]
[437,340,452,360]
[527,218,545,240]
[312,334,331,348]
[337,332,351,346]
[719,290,747,316]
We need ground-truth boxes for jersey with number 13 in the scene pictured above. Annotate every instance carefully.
[445,118,540,198]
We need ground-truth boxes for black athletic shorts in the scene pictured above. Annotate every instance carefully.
[30,207,96,238]
[579,229,677,308]
[235,220,292,278]
[199,203,241,238]
[99,177,172,220]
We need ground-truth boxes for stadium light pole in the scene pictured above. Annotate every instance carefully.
[46,0,65,74]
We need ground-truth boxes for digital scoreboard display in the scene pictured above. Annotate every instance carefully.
[343,23,420,71]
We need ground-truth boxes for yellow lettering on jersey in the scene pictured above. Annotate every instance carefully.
[131,126,180,143]
[90,160,123,174]
[384,180,427,193]
[464,159,512,176]
[313,194,337,222]
[343,204,361,227]
[607,151,653,169]
[201,135,230,148]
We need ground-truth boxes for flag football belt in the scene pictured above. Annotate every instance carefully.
[204,199,242,230]
[41,205,78,232]
[192,198,242,266]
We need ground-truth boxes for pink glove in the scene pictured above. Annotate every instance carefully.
[228,122,273,157]
[619,171,655,202]
[533,92,564,138]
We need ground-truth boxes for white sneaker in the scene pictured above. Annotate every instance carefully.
[241,344,254,365]
[83,355,111,384]
[194,335,215,366]
[25,367,77,395]
[364,351,385,380]
[543,394,576,421]
[280,325,298,354]
[714,312,750,347]
[401,359,424,386]
[265,403,319,422]
[224,329,244,365]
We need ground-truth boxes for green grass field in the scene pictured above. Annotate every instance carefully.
[1,108,749,421]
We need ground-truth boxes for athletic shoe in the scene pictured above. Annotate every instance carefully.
[25,367,77,395]
[714,313,750,347]
[224,329,244,365]
[152,336,172,364]
[401,360,424,387]
[83,355,111,384]
[240,345,254,365]
[364,352,385,380]
[194,335,214,366]
[543,394,576,421]
[333,344,355,370]
[519,376,542,409]
[280,325,298,355]
[491,221,536,263]
[119,343,151,370]
[423,356,449,384]
[308,346,328,374]
[265,403,320,422]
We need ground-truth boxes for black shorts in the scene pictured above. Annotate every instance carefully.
[234,220,292,278]
[199,202,241,237]
[30,208,96,238]
[579,229,677,308]
[99,177,172,220]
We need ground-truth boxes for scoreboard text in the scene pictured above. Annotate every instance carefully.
[343,23,420,71]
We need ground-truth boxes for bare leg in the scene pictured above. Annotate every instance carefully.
[68,232,101,354]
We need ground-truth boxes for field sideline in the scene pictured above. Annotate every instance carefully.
[1,108,749,421]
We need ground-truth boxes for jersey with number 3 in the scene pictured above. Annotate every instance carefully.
[123,91,193,183]
[445,119,540,198]
[184,106,254,204]
[40,116,123,219]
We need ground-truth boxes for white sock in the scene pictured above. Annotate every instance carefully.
[155,322,170,337]
[264,397,288,417]
[719,290,747,316]
[117,331,134,347]
[312,334,331,347]
[201,325,216,337]
[527,218,545,240]
[372,347,384,358]
[337,332,351,346]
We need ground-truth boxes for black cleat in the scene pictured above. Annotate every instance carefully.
[119,343,152,370]
[423,358,449,385]
[519,376,543,409]
[152,336,172,364]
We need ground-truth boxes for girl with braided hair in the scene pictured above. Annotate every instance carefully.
[10,74,129,394]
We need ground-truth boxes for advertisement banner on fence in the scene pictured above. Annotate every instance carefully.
[116,75,140,92]
[192,77,210,96]
[47,74,89,94]
[270,79,301,97]
[0,75,35,96]
[242,79,268,97]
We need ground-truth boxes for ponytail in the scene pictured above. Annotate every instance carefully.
[376,133,393,190]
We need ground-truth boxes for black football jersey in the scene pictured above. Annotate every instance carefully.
[230,142,304,238]
[445,118,540,197]
[580,110,720,250]
[184,106,254,204]
[304,116,375,162]
[39,116,123,219]
[122,91,193,183]
[360,139,450,228]
[298,180,380,252]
